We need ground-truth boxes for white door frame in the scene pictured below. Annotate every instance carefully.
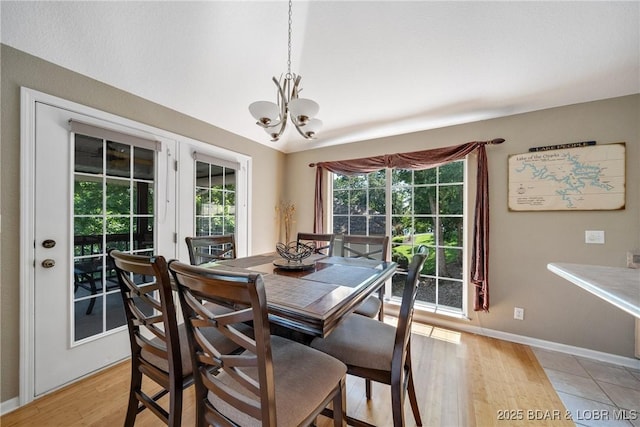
[19,87,252,405]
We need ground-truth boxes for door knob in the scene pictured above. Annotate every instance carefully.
[42,239,56,249]
[41,259,56,268]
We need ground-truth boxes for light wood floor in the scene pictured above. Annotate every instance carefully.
[1,322,573,427]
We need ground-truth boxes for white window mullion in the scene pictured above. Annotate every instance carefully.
[384,168,393,300]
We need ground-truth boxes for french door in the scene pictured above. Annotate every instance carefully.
[32,102,175,396]
[23,88,250,402]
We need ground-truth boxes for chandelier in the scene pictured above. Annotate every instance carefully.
[249,0,322,142]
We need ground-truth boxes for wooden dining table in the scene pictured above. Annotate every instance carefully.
[202,253,396,338]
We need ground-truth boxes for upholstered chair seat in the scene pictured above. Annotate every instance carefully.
[311,314,396,372]
[209,336,346,427]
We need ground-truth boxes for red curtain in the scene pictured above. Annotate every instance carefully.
[310,138,503,311]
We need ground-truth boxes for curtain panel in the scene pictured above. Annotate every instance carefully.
[310,138,504,311]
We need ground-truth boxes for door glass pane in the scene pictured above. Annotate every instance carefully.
[74,297,103,340]
[133,217,153,250]
[74,177,103,215]
[75,134,103,174]
[106,141,130,178]
[73,133,156,342]
[106,178,130,215]
[74,217,104,243]
[133,147,154,180]
[133,182,154,215]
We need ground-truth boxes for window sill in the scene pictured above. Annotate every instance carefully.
[383,299,470,321]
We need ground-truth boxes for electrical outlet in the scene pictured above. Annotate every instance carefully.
[514,307,524,320]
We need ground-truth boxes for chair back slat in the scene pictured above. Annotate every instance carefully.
[337,234,390,261]
[186,234,237,265]
[169,261,278,426]
[297,232,335,255]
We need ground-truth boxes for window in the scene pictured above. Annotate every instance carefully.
[73,134,156,341]
[331,160,466,315]
[194,161,236,236]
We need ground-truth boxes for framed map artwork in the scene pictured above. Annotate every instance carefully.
[508,143,625,211]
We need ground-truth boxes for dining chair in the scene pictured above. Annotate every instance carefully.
[185,234,236,265]
[310,253,427,427]
[168,260,347,427]
[297,232,335,255]
[335,234,390,320]
[109,249,244,427]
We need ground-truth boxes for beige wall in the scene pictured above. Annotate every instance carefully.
[286,94,639,358]
[0,45,285,402]
[2,43,639,406]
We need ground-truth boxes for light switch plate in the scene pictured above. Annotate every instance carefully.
[585,230,605,244]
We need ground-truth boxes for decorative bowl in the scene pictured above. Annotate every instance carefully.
[276,241,316,263]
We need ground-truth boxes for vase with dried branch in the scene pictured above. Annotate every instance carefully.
[275,201,296,244]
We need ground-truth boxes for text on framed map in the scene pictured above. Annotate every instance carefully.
[508,143,625,211]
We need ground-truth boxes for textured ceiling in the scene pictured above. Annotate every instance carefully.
[2,1,639,153]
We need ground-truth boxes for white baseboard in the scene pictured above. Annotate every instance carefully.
[412,310,640,370]
[1,397,20,416]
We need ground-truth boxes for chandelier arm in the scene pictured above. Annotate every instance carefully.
[267,77,289,140]
[289,74,309,127]
[292,121,315,139]
[291,74,302,99]
[270,119,288,141]
[273,76,288,116]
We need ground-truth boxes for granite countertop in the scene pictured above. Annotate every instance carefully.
[547,263,640,319]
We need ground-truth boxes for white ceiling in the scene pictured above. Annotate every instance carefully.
[2,1,639,153]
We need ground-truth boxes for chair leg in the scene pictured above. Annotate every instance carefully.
[390,380,405,427]
[365,378,372,400]
[407,368,422,426]
[124,363,142,427]
[333,377,347,427]
[168,385,183,427]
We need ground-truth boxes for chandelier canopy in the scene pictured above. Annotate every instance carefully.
[249,0,321,142]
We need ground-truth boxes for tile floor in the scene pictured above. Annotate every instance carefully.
[532,347,640,427]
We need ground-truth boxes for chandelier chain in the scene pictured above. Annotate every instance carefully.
[287,0,292,77]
